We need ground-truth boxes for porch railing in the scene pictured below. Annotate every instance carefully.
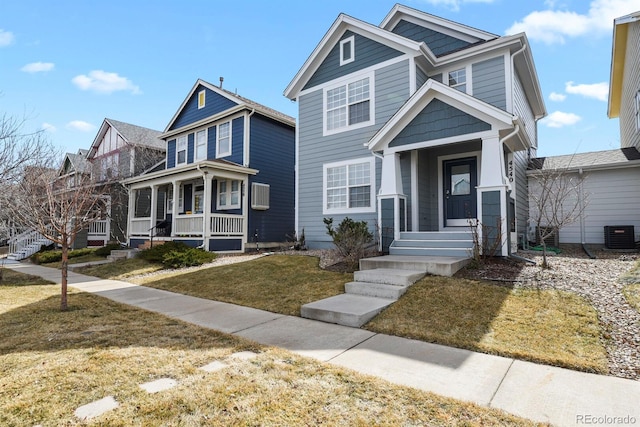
[130,218,152,236]
[88,220,108,236]
[210,214,244,236]
[174,214,204,236]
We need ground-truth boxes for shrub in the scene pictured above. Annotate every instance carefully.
[162,248,217,268]
[32,248,95,264]
[324,217,373,270]
[94,243,122,257]
[137,241,190,263]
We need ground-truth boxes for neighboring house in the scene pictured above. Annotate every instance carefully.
[85,118,166,245]
[527,149,640,246]
[284,4,545,256]
[58,149,91,189]
[124,79,295,252]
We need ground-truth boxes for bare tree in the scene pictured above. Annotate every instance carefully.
[528,166,587,268]
[9,167,107,310]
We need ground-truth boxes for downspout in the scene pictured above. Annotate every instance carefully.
[196,164,208,248]
[578,167,596,259]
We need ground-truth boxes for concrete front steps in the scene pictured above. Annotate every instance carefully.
[389,231,474,258]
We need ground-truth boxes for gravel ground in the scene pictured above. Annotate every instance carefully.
[457,246,640,381]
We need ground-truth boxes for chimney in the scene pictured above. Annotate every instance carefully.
[219,77,224,89]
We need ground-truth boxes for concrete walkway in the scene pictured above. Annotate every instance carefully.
[5,261,640,426]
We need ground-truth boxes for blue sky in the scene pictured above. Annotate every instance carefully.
[1,0,638,157]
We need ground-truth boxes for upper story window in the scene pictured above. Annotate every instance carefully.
[448,68,467,93]
[324,73,374,135]
[198,90,206,109]
[176,136,187,165]
[217,121,231,158]
[195,129,207,161]
[340,36,355,66]
[217,179,240,210]
[323,157,375,214]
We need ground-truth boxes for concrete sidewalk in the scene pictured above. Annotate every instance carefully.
[5,261,640,426]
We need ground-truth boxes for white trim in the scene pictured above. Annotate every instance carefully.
[176,135,187,165]
[411,150,419,231]
[216,121,232,158]
[437,151,481,230]
[445,64,472,95]
[340,35,355,66]
[197,90,206,109]
[322,70,375,136]
[195,128,207,161]
[216,179,241,210]
[322,156,376,215]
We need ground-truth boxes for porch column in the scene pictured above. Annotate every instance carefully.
[241,176,249,252]
[150,185,158,235]
[202,172,212,250]
[171,180,179,237]
[377,152,406,251]
[477,134,509,256]
[127,187,136,241]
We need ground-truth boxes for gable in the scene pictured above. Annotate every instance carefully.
[303,30,404,91]
[169,84,239,131]
[91,125,126,159]
[389,99,490,148]
[391,19,473,57]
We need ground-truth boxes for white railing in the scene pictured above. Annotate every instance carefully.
[210,214,244,236]
[130,218,152,236]
[88,220,107,236]
[174,214,204,236]
[7,228,53,260]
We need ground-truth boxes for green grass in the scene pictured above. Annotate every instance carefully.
[0,271,535,426]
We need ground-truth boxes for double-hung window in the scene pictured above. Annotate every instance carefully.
[323,158,375,214]
[176,136,187,165]
[324,73,373,135]
[217,179,240,210]
[195,129,207,161]
[217,121,231,157]
[448,67,468,94]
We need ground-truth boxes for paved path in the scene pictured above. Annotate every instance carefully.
[5,262,640,426]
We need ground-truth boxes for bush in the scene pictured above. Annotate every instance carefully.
[94,243,122,257]
[32,248,95,264]
[324,217,373,270]
[162,248,217,268]
[137,241,191,263]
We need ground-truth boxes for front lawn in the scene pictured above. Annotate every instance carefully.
[0,271,534,426]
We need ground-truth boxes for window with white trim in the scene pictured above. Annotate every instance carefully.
[195,129,207,161]
[176,136,187,165]
[217,179,240,210]
[217,121,231,157]
[198,90,206,109]
[340,36,354,66]
[324,74,373,135]
[635,90,640,132]
[323,158,375,214]
[251,183,270,210]
[448,68,467,93]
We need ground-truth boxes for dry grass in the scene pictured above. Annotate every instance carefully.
[0,272,536,426]
[623,284,640,313]
[77,257,164,279]
[129,254,350,316]
[365,276,608,374]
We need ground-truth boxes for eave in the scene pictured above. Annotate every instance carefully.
[123,160,258,186]
[607,12,640,118]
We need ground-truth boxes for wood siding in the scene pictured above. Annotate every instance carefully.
[169,85,238,131]
[620,21,640,149]
[303,31,404,91]
[416,66,428,88]
[390,19,472,56]
[472,56,506,110]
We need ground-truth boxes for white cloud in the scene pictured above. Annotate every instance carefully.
[549,92,566,102]
[421,0,496,12]
[21,62,55,73]
[0,29,14,47]
[565,81,609,101]
[66,121,96,132]
[42,122,57,133]
[541,111,582,128]
[505,0,639,44]
[71,70,141,95]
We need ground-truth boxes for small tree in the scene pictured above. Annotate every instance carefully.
[324,217,373,270]
[529,166,587,268]
[9,166,107,310]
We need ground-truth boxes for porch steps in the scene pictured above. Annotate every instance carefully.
[107,249,139,261]
[389,231,474,258]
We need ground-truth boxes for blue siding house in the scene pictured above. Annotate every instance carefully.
[285,4,546,258]
[125,79,295,252]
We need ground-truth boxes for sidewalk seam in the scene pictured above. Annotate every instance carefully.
[325,332,379,362]
[488,358,515,408]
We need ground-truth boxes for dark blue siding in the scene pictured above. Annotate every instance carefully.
[391,19,473,56]
[167,139,176,168]
[227,117,244,164]
[169,85,238,130]
[481,191,501,254]
[209,238,242,251]
[207,125,217,160]
[247,114,295,243]
[303,30,404,90]
[389,99,491,147]
[381,198,394,252]
[187,133,194,164]
[174,239,203,248]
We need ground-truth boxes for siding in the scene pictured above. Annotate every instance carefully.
[416,66,428,88]
[389,99,491,147]
[207,126,217,160]
[247,114,295,243]
[620,21,640,149]
[187,133,194,164]
[167,139,176,168]
[297,60,409,247]
[228,117,244,165]
[169,85,238,131]
[512,150,530,238]
[481,190,502,250]
[472,56,506,110]
[513,73,537,146]
[391,19,472,56]
[400,152,412,227]
[303,30,404,91]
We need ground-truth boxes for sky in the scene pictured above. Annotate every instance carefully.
[1,0,638,158]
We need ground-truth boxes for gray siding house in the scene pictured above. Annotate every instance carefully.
[285,4,545,256]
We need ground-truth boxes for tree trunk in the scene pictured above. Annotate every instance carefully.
[61,238,68,311]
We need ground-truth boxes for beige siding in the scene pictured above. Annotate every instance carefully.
[620,21,640,149]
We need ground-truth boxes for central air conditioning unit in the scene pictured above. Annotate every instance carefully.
[604,225,635,249]
[535,226,558,248]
